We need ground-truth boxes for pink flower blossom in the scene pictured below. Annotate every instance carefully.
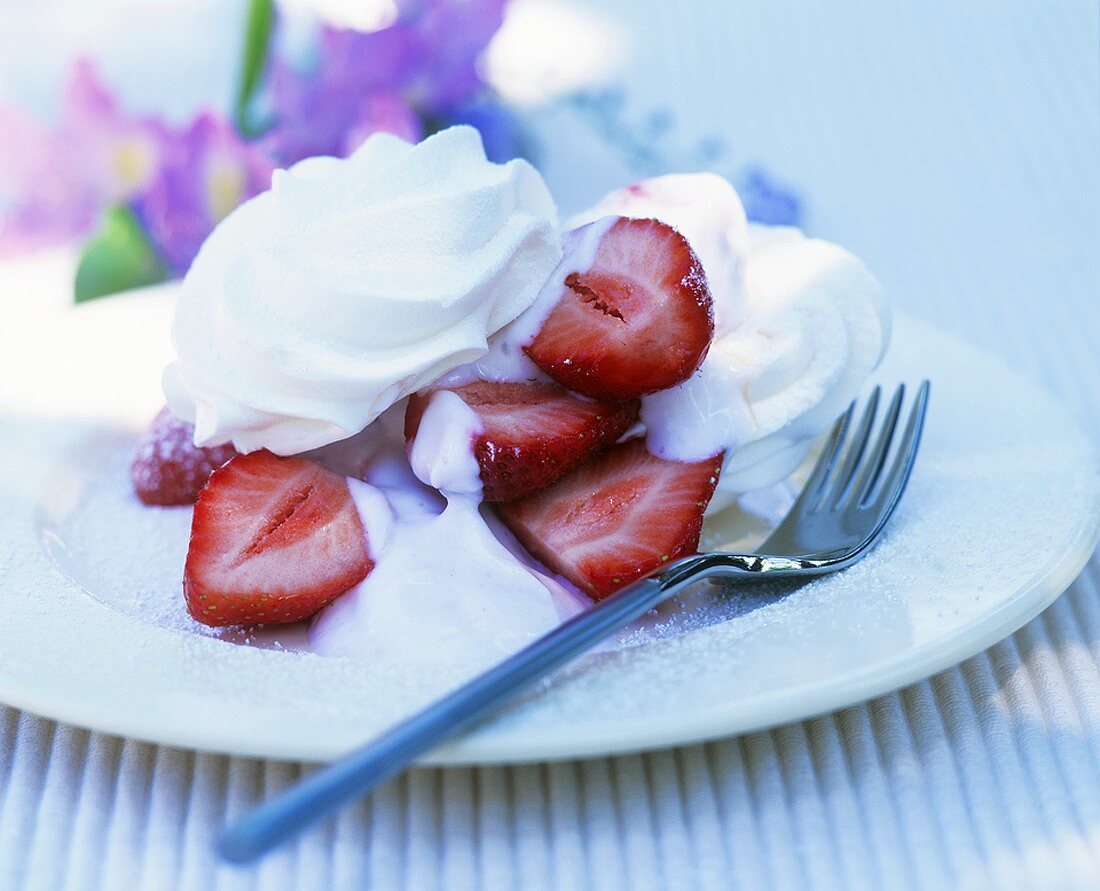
[0,59,166,254]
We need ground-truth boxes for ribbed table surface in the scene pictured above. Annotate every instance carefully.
[2,2,1099,889]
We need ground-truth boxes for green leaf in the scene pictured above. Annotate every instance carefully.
[74,205,168,303]
[234,0,276,137]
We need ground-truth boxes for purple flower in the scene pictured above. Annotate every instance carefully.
[265,0,506,164]
[264,49,422,162]
[339,90,423,155]
[738,168,803,227]
[60,59,168,205]
[0,59,166,253]
[1,2,516,265]
[135,112,274,274]
[404,0,507,112]
[443,101,521,162]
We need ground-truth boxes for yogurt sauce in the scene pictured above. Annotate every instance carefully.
[309,392,583,668]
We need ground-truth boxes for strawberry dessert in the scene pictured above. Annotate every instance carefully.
[133,125,889,669]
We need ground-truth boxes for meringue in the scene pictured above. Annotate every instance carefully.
[164,125,562,455]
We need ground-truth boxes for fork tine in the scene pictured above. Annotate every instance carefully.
[825,385,880,507]
[862,380,930,515]
[797,401,855,508]
[757,382,925,559]
[849,384,906,507]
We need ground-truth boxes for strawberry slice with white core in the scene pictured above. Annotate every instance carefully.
[405,380,639,502]
[497,438,723,599]
[184,451,372,626]
[131,407,238,506]
[525,217,714,400]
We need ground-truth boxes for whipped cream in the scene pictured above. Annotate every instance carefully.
[712,225,889,498]
[164,125,562,455]
[569,173,750,334]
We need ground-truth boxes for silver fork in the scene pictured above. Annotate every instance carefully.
[219,380,930,864]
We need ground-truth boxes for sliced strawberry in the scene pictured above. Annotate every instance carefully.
[131,407,238,506]
[497,438,723,599]
[405,381,639,502]
[525,217,714,400]
[184,451,372,626]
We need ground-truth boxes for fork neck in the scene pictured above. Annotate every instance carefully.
[656,552,843,589]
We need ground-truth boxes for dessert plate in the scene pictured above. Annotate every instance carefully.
[0,288,1097,764]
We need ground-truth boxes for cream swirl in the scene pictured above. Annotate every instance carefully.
[164,125,562,455]
[707,224,890,502]
[580,174,888,505]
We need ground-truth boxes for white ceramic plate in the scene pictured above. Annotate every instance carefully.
[0,289,1097,764]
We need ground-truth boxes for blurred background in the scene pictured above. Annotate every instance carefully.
[1,0,1097,409]
[2,4,1100,888]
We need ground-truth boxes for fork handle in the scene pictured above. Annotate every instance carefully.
[219,564,715,863]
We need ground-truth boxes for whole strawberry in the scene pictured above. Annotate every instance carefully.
[131,407,238,506]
